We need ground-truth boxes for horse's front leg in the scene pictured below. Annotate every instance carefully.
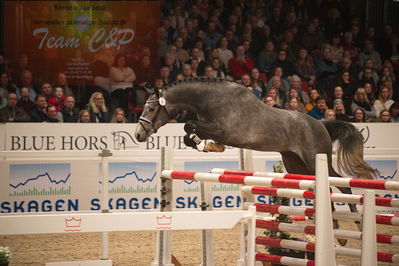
[183,120,225,152]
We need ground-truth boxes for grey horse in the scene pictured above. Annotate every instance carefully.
[134,77,376,243]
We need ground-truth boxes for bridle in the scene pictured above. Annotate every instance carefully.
[138,95,170,136]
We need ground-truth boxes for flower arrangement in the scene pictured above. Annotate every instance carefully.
[0,246,11,264]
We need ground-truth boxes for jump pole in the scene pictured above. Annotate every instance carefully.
[99,149,112,261]
[361,190,377,266]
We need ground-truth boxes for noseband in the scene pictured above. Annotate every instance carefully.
[138,96,170,136]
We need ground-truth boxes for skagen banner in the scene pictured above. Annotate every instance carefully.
[2,123,399,151]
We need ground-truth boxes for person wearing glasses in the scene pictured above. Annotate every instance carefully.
[0,92,30,122]
[87,92,110,123]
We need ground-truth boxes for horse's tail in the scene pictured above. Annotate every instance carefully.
[322,120,377,179]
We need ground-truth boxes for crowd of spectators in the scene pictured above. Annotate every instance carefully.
[0,0,399,123]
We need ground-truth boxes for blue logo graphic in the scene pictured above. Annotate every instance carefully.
[366,160,397,181]
[10,164,71,196]
[99,162,157,193]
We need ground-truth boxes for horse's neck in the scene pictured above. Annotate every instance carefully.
[165,82,209,111]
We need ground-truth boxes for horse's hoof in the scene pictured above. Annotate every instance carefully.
[204,142,225,152]
[337,238,347,246]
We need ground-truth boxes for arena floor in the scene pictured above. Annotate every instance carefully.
[0,221,398,266]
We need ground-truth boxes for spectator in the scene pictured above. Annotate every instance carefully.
[45,105,61,123]
[109,54,135,112]
[30,94,48,122]
[300,22,323,53]
[324,109,336,121]
[11,54,31,87]
[363,82,376,103]
[333,99,350,121]
[374,86,394,117]
[389,102,399,122]
[0,72,16,95]
[174,37,190,64]
[87,92,110,123]
[342,32,359,63]
[187,47,206,75]
[271,50,297,78]
[159,66,172,84]
[336,70,358,102]
[314,47,338,94]
[55,72,73,97]
[257,40,277,74]
[163,51,182,81]
[77,109,91,123]
[48,87,66,112]
[135,55,158,88]
[295,48,316,88]
[358,59,380,85]
[250,68,267,99]
[308,96,327,120]
[378,109,391,122]
[40,82,53,101]
[182,64,194,78]
[16,70,37,101]
[267,76,287,103]
[351,87,377,119]
[0,92,30,122]
[328,85,352,114]
[305,88,322,112]
[203,65,215,78]
[351,107,367,122]
[289,75,310,104]
[228,45,254,80]
[266,87,284,107]
[263,95,282,109]
[17,86,36,114]
[61,96,79,122]
[203,22,222,49]
[329,34,344,64]
[338,56,359,78]
[285,88,306,112]
[215,36,233,71]
[359,40,382,70]
[210,58,227,78]
[111,107,128,123]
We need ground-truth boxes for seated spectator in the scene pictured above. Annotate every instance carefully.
[109,54,135,112]
[364,82,376,103]
[351,87,377,119]
[135,55,158,88]
[379,66,396,86]
[0,72,17,95]
[389,102,399,122]
[305,89,325,112]
[271,50,297,78]
[267,75,289,102]
[17,86,36,114]
[300,21,322,53]
[257,40,277,73]
[378,109,391,122]
[87,92,110,123]
[29,94,48,122]
[342,32,359,63]
[182,64,194,78]
[351,107,367,122]
[16,70,37,101]
[215,36,233,71]
[307,96,327,120]
[203,21,222,49]
[295,48,316,89]
[263,96,283,109]
[210,58,227,78]
[338,56,359,78]
[359,40,382,70]
[187,47,206,75]
[45,105,61,123]
[77,109,91,123]
[163,51,182,81]
[250,68,267,99]
[285,88,306,112]
[324,109,336,121]
[336,70,358,102]
[228,45,254,80]
[0,92,30,122]
[48,87,66,112]
[61,96,79,122]
[374,86,395,117]
[289,75,310,104]
[266,87,284,107]
[329,34,344,64]
[333,99,350,121]
[203,65,215,78]
[174,37,190,64]
[111,107,128,123]
[358,59,379,86]
[314,47,338,94]
[40,82,53,101]
[55,72,73,97]
[285,97,305,112]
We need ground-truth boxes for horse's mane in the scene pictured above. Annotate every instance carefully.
[163,77,241,91]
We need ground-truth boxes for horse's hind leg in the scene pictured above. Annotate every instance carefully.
[280,151,312,175]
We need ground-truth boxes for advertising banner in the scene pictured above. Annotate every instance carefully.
[4,1,159,85]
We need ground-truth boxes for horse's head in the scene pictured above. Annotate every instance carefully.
[135,93,171,142]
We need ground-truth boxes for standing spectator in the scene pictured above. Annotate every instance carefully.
[351,87,377,119]
[87,92,110,123]
[109,54,135,112]
[215,37,233,71]
[61,96,79,122]
[374,86,395,117]
[48,87,66,112]
[257,40,277,74]
[45,105,61,123]
[358,40,382,71]
[77,109,91,123]
[378,109,391,122]
[30,95,48,122]
[111,108,128,123]
[228,45,254,80]
[308,96,327,120]
[17,87,36,114]
[0,92,30,122]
